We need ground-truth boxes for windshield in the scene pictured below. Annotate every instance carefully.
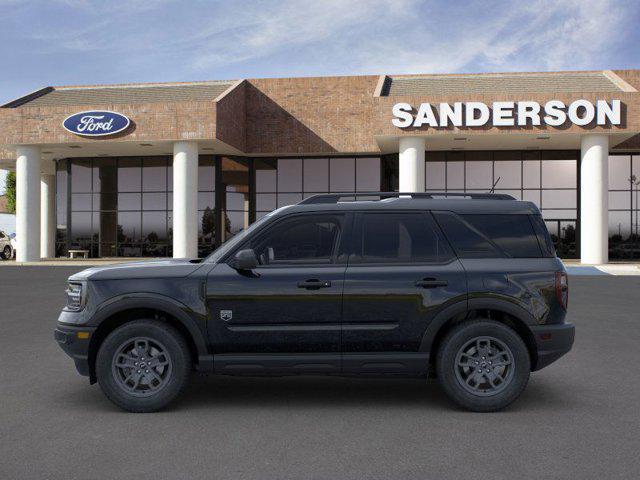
[203,206,291,263]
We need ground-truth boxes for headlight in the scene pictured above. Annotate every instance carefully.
[65,282,86,311]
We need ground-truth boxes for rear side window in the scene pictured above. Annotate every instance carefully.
[433,212,502,258]
[354,212,454,263]
[529,214,556,257]
[434,212,544,258]
[461,215,542,258]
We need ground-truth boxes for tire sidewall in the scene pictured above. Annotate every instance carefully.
[2,246,10,260]
[96,320,191,412]
[437,320,531,412]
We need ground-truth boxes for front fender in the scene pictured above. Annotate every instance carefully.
[89,293,209,357]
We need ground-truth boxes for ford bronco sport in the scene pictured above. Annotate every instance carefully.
[55,192,574,412]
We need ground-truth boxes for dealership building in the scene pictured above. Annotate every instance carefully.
[1,69,639,263]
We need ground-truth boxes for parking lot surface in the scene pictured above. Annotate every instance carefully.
[1,267,639,480]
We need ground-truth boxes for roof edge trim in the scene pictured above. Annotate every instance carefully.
[1,87,55,108]
[603,70,637,92]
[214,79,246,102]
[373,75,388,97]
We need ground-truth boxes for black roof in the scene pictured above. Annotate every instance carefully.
[276,192,540,216]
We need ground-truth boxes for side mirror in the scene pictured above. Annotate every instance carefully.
[230,249,258,271]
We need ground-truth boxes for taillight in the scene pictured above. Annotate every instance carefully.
[555,271,568,310]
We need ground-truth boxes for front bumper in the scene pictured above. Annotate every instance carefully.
[54,324,96,377]
[530,322,575,371]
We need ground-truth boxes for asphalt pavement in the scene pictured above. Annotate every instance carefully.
[1,267,639,480]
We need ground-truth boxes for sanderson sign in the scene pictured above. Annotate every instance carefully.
[63,110,131,137]
[391,99,622,128]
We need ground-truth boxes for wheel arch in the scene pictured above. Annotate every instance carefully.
[87,295,209,383]
[421,297,539,371]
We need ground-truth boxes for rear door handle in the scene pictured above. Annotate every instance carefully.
[415,278,448,288]
[297,279,332,289]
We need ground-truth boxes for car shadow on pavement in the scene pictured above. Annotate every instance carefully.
[53,373,575,414]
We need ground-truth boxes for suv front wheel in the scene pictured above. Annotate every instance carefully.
[96,320,192,412]
[436,320,530,412]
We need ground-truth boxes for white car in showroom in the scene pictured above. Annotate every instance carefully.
[0,230,14,260]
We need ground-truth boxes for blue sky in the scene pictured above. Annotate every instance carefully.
[1,0,639,192]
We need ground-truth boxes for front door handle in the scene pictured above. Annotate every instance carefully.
[415,278,448,288]
[297,279,332,289]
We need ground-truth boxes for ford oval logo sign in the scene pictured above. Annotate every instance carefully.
[62,110,130,137]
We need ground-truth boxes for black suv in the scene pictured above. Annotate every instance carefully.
[55,192,574,412]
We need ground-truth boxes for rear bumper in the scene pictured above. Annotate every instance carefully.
[54,324,96,377]
[530,322,575,371]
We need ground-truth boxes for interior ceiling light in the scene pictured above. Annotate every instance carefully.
[536,136,550,140]
[140,143,153,147]
[454,137,467,141]
[68,145,81,149]
[42,151,53,154]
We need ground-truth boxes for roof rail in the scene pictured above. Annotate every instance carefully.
[298,192,515,205]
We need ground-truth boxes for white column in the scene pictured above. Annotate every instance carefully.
[580,134,609,264]
[40,172,56,258]
[16,146,41,262]
[172,141,198,258]
[399,137,425,192]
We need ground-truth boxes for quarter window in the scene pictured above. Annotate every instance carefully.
[354,212,453,263]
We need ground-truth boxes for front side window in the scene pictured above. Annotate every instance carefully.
[251,214,343,265]
[354,212,454,264]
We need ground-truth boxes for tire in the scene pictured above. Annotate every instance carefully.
[96,320,192,412]
[436,319,530,412]
[1,246,11,260]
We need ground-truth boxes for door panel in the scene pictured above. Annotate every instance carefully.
[207,263,345,356]
[342,262,467,353]
[341,211,467,373]
[205,212,348,373]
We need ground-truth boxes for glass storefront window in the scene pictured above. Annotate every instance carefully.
[446,161,464,190]
[59,154,379,258]
[465,161,492,189]
[423,151,578,258]
[493,161,521,188]
[304,158,328,192]
[425,161,445,190]
[329,157,355,192]
[608,154,640,259]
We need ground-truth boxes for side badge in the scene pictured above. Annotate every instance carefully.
[220,310,233,322]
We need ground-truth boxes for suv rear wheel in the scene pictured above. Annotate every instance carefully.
[436,320,530,412]
[96,320,192,412]
[2,245,11,260]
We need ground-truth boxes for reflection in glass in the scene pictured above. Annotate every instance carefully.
[494,161,521,188]
[465,161,492,189]
[330,158,355,191]
[447,162,464,189]
[304,158,329,192]
[71,159,92,192]
[426,162,445,190]
[143,157,167,192]
[278,159,302,191]
[523,160,540,188]
[118,158,142,192]
[541,160,576,188]
[356,158,380,192]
